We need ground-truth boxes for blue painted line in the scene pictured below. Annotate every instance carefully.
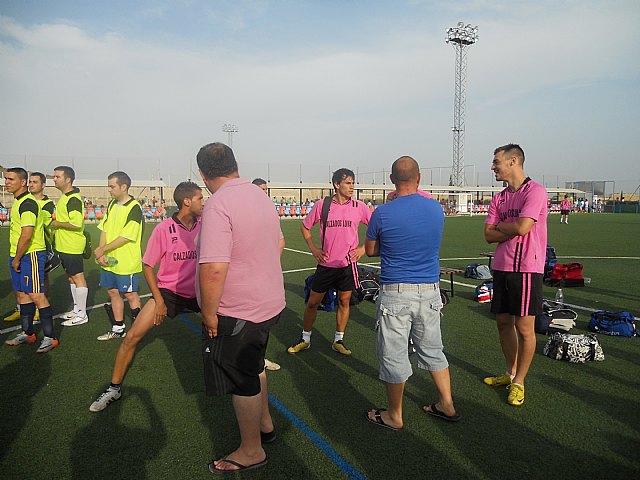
[177,313,367,480]
[269,393,367,480]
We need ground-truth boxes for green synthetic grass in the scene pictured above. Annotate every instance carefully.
[1,214,639,479]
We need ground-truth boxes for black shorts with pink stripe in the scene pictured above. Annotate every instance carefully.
[490,271,543,317]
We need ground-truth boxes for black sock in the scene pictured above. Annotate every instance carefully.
[109,383,121,391]
[130,307,140,321]
[38,306,55,338]
[19,303,36,335]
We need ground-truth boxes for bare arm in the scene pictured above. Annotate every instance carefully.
[94,235,131,266]
[301,223,328,264]
[484,223,512,244]
[142,263,167,325]
[199,262,229,338]
[496,217,535,237]
[364,238,380,258]
[12,226,34,272]
[50,220,81,231]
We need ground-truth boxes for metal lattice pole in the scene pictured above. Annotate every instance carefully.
[446,23,478,187]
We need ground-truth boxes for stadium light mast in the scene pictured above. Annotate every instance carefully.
[446,22,478,187]
[222,123,238,148]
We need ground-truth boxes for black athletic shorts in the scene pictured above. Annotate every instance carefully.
[490,271,543,317]
[159,288,200,318]
[202,311,281,397]
[560,210,570,215]
[311,265,355,293]
[58,252,84,276]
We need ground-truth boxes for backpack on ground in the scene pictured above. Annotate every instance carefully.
[543,245,557,281]
[351,267,381,304]
[464,263,492,280]
[535,300,577,334]
[547,262,585,287]
[304,274,337,312]
[543,333,605,363]
[475,281,493,303]
[588,311,637,337]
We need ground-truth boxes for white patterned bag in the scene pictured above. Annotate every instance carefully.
[543,333,605,364]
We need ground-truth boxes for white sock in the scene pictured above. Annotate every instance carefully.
[302,330,312,343]
[334,331,344,343]
[70,284,78,312]
[75,287,88,317]
[507,371,515,380]
[112,324,125,333]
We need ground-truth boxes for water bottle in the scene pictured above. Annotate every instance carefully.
[96,256,118,266]
[555,288,564,306]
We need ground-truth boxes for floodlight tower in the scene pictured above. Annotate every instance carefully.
[446,22,478,187]
[222,123,238,148]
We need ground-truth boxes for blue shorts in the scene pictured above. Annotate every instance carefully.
[9,251,46,294]
[100,270,140,293]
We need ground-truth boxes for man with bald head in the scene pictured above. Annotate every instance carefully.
[364,156,459,430]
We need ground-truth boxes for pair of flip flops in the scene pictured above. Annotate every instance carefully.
[209,457,268,475]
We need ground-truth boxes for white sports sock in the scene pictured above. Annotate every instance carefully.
[334,331,344,343]
[302,330,312,343]
[70,284,78,312]
[506,371,515,380]
[75,287,89,316]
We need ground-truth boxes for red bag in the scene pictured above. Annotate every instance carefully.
[547,263,585,287]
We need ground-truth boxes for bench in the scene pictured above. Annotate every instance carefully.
[480,252,494,269]
[440,267,464,297]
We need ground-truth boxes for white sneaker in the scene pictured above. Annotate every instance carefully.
[61,313,89,327]
[89,387,122,412]
[97,329,126,341]
[61,310,78,320]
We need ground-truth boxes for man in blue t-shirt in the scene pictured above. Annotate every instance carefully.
[364,156,460,431]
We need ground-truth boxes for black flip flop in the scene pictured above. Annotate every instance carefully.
[209,457,268,475]
[261,429,276,444]
[366,408,400,431]
[423,403,461,422]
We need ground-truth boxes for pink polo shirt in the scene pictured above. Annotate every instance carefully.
[143,214,200,298]
[485,178,548,274]
[198,178,285,322]
[303,197,371,268]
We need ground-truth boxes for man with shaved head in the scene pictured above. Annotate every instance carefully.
[364,156,459,430]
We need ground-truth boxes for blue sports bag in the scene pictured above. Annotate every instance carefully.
[588,311,637,337]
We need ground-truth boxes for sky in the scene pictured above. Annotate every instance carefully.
[1,0,639,194]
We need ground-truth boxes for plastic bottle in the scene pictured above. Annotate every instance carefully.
[96,256,118,266]
[555,288,564,306]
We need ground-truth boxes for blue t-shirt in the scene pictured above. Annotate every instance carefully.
[366,193,444,284]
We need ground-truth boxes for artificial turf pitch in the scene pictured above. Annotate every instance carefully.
[0,213,639,479]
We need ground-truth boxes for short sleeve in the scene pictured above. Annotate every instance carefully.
[121,205,142,241]
[142,222,165,267]
[519,185,547,221]
[19,198,38,227]
[67,197,84,227]
[366,209,381,240]
[485,195,499,225]
[302,200,322,230]
[198,203,233,263]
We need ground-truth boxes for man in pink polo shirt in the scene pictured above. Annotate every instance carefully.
[89,181,204,412]
[287,168,371,357]
[483,144,548,407]
[197,143,285,474]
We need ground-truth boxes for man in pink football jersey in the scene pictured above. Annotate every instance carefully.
[483,144,548,407]
[560,195,572,224]
[89,181,204,412]
[288,168,371,356]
